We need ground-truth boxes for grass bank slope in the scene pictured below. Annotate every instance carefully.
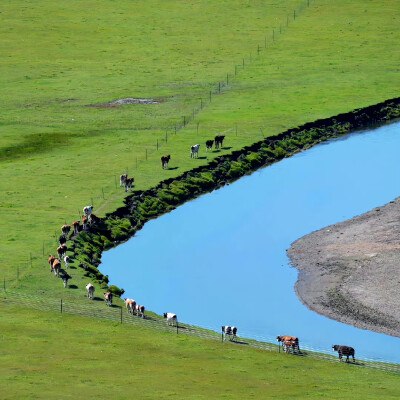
[1,302,400,399]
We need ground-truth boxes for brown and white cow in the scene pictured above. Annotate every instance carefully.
[82,216,88,231]
[72,220,80,235]
[83,205,93,219]
[104,292,113,306]
[57,244,67,260]
[86,283,95,300]
[124,177,134,192]
[161,155,171,169]
[277,335,300,354]
[61,224,71,237]
[52,259,61,277]
[124,298,136,314]
[120,174,128,187]
[135,304,145,318]
[89,213,100,225]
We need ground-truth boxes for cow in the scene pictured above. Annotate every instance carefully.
[63,255,70,268]
[124,177,134,192]
[61,225,71,237]
[52,259,61,277]
[104,292,113,306]
[57,244,67,260]
[214,135,225,149]
[277,335,300,354]
[124,298,136,314]
[59,235,67,245]
[161,155,171,169]
[164,312,178,326]
[61,272,71,288]
[206,140,214,152]
[89,213,100,225]
[190,144,200,158]
[222,326,237,341]
[86,283,95,300]
[82,216,88,231]
[135,304,145,318]
[83,205,93,219]
[48,255,56,272]
[120,174,128,187]
[72,220,80,235]
[332,345,356,363]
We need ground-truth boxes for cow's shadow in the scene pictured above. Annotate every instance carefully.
[68,285,78,289]
[196,156,207,160]
[221,146,232,150]
[92,297,104,302]
[167,167,179,170]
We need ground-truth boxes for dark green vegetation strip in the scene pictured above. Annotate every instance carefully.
[71,98,400,296]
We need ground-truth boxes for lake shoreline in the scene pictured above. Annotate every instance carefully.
[288,197,400,338]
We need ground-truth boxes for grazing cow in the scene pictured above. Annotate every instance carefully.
[124,177,134,192]
[214,135,225,149]
[52,259,61,277]
[206,140,214,152]
[61,272,71,288]
[104,292,113,306]
[86,283,95,300]
[332,345,356,363]
[61,225,71,237]
[83,205,93,219]
[57,244,67,260]
[164,312,178,326]
[190,144,200,158]
[277,335,300,354]
[72,220,80,235]
[135,304,145,318]
[161,155,171,169]
[59,235,67,245]
[48,255,56,272]
[222,326,238,341]
[82,216,88,231]
[63,255,70,268]
[124,298,136,314]
[120,174,128,187]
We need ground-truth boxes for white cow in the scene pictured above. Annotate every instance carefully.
[190,144,200,158]
[83,205,93,219]
[164,312,178,326]
[86,283,95,300]
[63,255,70,268]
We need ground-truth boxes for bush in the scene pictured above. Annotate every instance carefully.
[108,285,125,297]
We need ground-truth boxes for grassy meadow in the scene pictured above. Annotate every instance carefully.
[1,0,400,397]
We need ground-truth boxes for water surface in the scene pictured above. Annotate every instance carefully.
[100,122,400,363]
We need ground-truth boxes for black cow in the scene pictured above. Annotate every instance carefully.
[332,345,355,363]
[206,140,214,152]
[59,235,67,245]
[214,135,225,149]
[161,155,171,169]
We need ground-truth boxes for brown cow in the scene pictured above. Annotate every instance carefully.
[277,335,300,354]
[57,244,67,260]
[161,155,171,169]
[52,259,61,277]
[89,213,100,225]
[120,174,128,187]
[82,216,88,231]
[48,255,56,272]
[333,345,356,363]
[61,224,71,237]
[72,220,80,235]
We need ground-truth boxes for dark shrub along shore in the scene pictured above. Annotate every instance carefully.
[70,97,400,297]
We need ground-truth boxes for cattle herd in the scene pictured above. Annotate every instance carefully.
[48,134,356,363]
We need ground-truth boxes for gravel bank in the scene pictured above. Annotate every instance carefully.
[288,198,400,337]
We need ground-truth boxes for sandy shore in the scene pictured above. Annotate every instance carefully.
[287,197,400,337]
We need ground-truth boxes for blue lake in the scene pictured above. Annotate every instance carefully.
[100,121,400,363]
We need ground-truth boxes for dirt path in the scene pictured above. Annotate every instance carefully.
[287,197,400,337]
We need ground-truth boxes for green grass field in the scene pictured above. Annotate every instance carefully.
[1,0,400,397]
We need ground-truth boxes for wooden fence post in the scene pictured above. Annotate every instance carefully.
[120,307,123,324]
[61,299,63,314]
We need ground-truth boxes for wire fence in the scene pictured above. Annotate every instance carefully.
[1,289,399,373]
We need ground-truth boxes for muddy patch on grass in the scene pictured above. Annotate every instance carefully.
[88,98,164,108]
